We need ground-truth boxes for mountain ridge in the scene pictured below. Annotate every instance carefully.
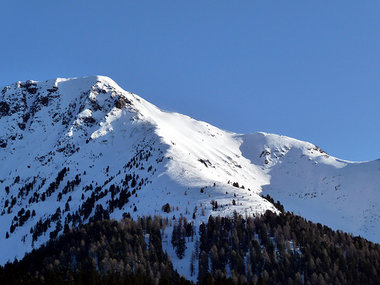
[0,76,378,266]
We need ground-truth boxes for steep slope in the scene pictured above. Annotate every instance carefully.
[0,76,378,266]
[0,76,276,264]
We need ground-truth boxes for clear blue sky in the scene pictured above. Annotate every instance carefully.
[1,1,379,161]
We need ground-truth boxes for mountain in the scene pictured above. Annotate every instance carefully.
[0,76,378,266]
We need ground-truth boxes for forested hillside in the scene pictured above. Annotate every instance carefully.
[1,210,379,284]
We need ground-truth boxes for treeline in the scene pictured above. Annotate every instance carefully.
[193,211,380,284]
[0,216,190,285]
[1,212,379,284]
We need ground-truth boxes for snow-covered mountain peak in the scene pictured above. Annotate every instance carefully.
[239,132,344,169]
[0,76,379,265]
[0,76,143,153]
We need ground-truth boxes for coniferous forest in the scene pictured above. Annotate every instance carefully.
[0,210,379,284]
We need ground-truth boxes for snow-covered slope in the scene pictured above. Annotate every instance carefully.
[240,133,380,243]
[0,76,378,265]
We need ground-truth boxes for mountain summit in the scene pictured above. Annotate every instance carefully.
[0,76,378,263]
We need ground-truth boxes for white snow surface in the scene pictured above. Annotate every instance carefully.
[0,76,379,269]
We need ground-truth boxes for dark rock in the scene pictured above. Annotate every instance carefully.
[0,102,10,116]
[115,97,132,109]
[27,87,38,94]
[25,81,38,94]
[47,86,58,93]
[83,117,96,125]
[0,140,7,148]
[18,123,26,130]
[39,96,49,106]
[22,113,30,123]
